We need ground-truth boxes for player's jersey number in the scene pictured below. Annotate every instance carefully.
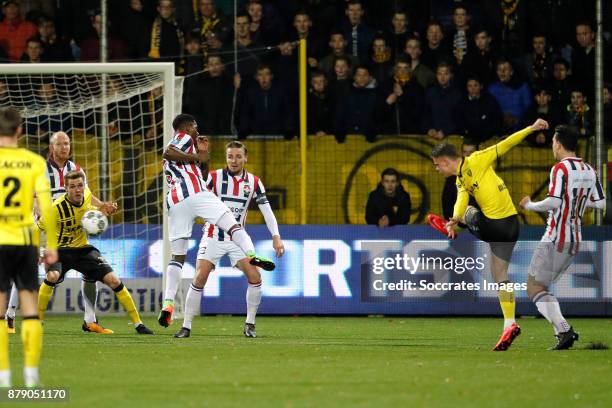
[2,177,21,208]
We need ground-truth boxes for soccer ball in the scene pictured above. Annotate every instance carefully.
[81,210,109,236]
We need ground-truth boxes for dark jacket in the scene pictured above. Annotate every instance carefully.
[378,78,425,134]
[422,83,462,135]
[366,182,411,226]
[455,92,503,144]
[191,73,234,135]
[460,48,499,86]
[335,81,379,137]
[307,89,332,134]
[238,82,294,136]
[340,22,376,64]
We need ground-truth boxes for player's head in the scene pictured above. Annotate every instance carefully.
[0,106,22,139]
[431,143,460,177]
[462,140,478,157]
[172,114,198,137]
[65,170,86,204]
[49,131,71,161]
[380,168,400,196]
[225,140,247,174]
[552,125,578,159]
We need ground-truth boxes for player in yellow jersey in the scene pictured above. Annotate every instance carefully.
[0,107,58,388]
[37,170,154,335]
[430,118,549,351]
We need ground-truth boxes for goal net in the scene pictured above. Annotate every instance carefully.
[0,63,180,316]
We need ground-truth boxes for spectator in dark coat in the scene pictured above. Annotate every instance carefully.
[378,57,424,135]
[190,54,234,135]
[328,56,353,122]
[423,63,462,139]
[523,85,563,147]
[307,70,332,136]
[318,31,360,76]
[37,16,73,62]
[367,36,394,85]
[366,168,411,227]
[20,37,43,63]
[335,65,379,143]
[404,37,436,89]
[190,0,231,57]
[564,88,593,137]
[604,83,612,143]
[229,13,263,89]
[119,0,151,60]
[80,10,127,62]
[460,27,498,86]
[143,0,184,73]
[455,76,503,145]
[488,59,532,132]
[521,33,553,87]
[238,64,295,139]
[340,0,375,64]
[421,21,454,71]
[571,22,596,101]
[448,3,472,67]
[550,58,573,108]
[385,9,418,59]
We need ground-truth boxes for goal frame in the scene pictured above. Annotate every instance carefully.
[0,62,176,290]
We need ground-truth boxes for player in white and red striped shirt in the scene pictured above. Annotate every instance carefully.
[174,141,284,339]
[159,115,275,328]
[520,124,605,350]
[5,131,117,335]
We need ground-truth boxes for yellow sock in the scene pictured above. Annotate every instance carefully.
[115,285,141,325]
[498,290,516,326]
[21,318,43,369]
[0,320,9,371]
[38,281,55,320]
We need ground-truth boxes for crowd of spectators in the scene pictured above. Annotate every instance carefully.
[0,0,610,143]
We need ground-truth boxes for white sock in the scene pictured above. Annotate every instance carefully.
[183,284,203,330]
[0,370,11,388]
[534,292,571,334]
[216,213,255,254]
[6,284,18,319]
[503,319,516,330]
[163,261,183,303]
[246,281,262,325]
[81,280,98,324]
[23,367,39,388]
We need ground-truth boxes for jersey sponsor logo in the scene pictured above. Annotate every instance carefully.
[243,183,251,197]
[0,160,32,169]
[497,183,507,192]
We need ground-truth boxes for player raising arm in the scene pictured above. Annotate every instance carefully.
[175,141,284,339]
[0,107,58,388]
[37,171,154,335]
[158,114,275,328]
[430,118,549,351]
[520,125,605,350]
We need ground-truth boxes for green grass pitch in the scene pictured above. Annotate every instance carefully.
[5,315,612,407]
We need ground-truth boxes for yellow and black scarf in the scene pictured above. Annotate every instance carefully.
[148,16,185,60]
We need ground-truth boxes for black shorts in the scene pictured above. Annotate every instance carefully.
[468,213,520,262]
[0,245,39,292]
[48,246,113,285]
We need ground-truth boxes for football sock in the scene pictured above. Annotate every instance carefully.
[38,280,55,320]
[246,281,262,325]
[21,317,42,386]
[6,285,18,319]
[0,318,9,374]
[533,291,571,334]
[81,280,98,324]
[183,284,203,330]
[163,261,183,304]
[498,288,516,329]
[114,283,142,326]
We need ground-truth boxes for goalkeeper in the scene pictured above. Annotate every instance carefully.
[37,170,154,335]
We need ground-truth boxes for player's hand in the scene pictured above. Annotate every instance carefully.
[272,235,285,258]
[43,249,58,266]
[531,118,549,132]
[445,217,459,239]
[519,196,531,209]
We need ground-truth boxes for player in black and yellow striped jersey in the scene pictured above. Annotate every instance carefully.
[37,170,154,335]
[431,118,550,351]
[0,107,58,388]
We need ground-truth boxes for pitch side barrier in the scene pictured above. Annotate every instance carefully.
[43,225,612,316]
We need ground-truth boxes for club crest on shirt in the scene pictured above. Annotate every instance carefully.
[243,183,251,197]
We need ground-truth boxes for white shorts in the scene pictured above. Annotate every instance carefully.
[528,241,575,286]
[197,238,247,267]
[167,191,232,242]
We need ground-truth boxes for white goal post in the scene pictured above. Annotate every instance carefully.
[0,62,181,315]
